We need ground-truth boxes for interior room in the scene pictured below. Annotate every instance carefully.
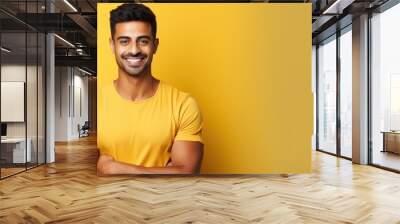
[0,0,400,223]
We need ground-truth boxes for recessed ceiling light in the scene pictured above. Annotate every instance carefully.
[77,67,93,76]
[54,34,75,48]
[322,0,354,15]
[63,0,78,12]
[1,47,11,53]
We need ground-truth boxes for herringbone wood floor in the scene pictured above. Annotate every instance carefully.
[1,135,400,224]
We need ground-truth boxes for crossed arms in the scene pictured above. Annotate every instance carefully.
[97,141,203,175]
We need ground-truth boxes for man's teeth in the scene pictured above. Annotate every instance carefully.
[126,58,142,62]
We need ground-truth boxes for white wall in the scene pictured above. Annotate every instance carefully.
[55,66,69,141]
[54,67,89,141]
[72,72,89,138]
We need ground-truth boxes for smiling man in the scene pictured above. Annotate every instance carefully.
[97,3,204,175]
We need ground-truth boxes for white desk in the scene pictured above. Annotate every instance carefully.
[1,138,31,163]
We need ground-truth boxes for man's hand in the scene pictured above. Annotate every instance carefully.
[96,154,123,176]
[97,141,203,175]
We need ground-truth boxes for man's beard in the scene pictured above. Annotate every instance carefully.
[116,52,151,77]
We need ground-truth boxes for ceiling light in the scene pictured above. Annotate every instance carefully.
[1,47,11,53]
[77,67,93,76]
[322,0,354,15]
[63,0,78,12]
[54,34,75,48]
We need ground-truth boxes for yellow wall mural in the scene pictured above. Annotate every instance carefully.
[98,3,312,174]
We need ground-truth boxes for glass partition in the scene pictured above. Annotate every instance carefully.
[339,27,352,158]
[317,35,337,154]
[371,3,400,171]
[0,0,46,179]
[0,1,28,177]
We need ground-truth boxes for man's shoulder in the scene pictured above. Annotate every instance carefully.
[161,82,200,113]
[161,81,192,100]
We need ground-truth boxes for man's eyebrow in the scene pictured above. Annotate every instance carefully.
[137,35,152,40]
[116,36,130,40]
[116,35,152,41]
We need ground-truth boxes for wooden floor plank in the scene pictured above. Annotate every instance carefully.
[1,135,400,223]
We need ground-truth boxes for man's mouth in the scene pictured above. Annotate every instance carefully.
[123,56,145,67]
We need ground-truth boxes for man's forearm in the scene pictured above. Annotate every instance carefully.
[97,159,137,175]
[98,159,196,175]
[133,164,195,174]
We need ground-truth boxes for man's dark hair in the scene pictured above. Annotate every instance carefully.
[110,3,157,39]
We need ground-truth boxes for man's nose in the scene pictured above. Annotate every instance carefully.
[127,42,141,55]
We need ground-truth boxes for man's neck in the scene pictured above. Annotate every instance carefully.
[114,70,159,101]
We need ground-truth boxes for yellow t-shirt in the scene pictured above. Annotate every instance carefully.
[97,80,203,167]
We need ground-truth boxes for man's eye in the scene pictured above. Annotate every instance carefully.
[138,39,149,45]
[119,39,128,45]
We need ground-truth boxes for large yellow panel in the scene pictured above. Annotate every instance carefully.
[98,3,312,174]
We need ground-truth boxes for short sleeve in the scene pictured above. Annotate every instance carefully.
[175,95,203,143]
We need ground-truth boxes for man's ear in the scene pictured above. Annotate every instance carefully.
[153,38,159,54]
[109,37,115,54]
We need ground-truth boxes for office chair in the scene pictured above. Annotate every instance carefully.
[79,121,90,138]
